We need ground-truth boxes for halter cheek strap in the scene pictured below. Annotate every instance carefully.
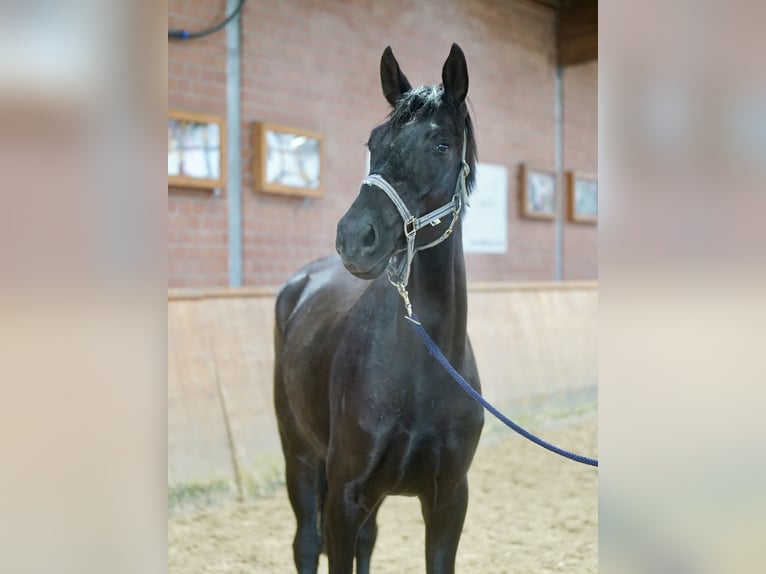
[360,130,470,317]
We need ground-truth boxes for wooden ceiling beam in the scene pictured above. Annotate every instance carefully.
[557,0,598,67]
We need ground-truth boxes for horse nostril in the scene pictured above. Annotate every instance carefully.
[362,224,376,249]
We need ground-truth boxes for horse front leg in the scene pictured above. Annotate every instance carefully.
[355,503,381,574]
[420,478,469,574]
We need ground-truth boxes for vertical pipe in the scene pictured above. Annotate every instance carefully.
[554,66,564,281]
[226,0,243,287]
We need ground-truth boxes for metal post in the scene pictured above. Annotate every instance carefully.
[226,0,243,287]
[554,66,564,281]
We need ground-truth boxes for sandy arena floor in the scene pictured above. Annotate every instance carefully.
[169,410,597,573]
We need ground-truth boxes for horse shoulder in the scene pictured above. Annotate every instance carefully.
[275,270,310,336]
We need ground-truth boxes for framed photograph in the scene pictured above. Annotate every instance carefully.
[253,122,323,197]
[520,164,557,220]
[168,109,226,189]
[567,171,598,224]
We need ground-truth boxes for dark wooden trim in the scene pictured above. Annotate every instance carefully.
[558,0,598,67]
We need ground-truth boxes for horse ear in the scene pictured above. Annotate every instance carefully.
[441,43,469,106]
[380,46,412,107]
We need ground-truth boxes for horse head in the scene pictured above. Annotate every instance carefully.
[336,43,476,280]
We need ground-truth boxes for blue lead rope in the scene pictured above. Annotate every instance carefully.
[406,314,598,468]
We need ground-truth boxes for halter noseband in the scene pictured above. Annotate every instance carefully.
[360,130,470,317]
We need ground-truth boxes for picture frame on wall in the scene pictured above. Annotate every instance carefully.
[253,122,323,198]
[520,164,557,220]
[168,109,226,189]
[567,171,598,224]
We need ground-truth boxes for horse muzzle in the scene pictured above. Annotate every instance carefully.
[336,213,392,279]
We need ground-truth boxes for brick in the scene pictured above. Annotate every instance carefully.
[168,0,597,287]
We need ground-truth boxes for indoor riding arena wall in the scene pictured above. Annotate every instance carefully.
[168,0,597,287]
[168,282,596,487]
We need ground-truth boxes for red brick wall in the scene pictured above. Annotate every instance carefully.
[168,0,229,286]
[562,61,598,279]
[168,0,597,287]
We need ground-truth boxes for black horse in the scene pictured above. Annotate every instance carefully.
[274,44,484,574]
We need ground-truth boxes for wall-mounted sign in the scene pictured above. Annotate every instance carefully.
[567,171,598,224]
[520,164,557,220]
[168,109,226,189]
[253,122,323,198]
[463,163,508,254]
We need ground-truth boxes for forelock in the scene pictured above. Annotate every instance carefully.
[389,85,445,129]
[380,84,478,196]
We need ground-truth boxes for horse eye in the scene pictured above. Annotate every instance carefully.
[434,142,450,153]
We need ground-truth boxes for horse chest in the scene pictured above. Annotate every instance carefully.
[343,384,479,490]
[380,425,468,498]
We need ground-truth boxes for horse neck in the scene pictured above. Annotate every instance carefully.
[407,222,468,358]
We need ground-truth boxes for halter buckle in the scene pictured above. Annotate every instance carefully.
[404,217,417,239]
